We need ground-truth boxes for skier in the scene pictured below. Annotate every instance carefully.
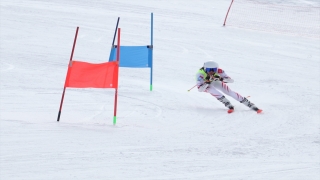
[196,61,262,113]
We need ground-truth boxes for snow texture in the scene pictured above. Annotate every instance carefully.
[1,0,319,179]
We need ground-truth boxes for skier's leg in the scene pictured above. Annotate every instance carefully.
[240,97,260,111]
[211,81,260,111]
[210,81,244,101]
[205,86,234,109]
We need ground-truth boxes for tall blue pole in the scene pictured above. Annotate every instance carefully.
[150,13,153,91]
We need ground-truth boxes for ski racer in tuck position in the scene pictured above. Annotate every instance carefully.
[196,61,262,113]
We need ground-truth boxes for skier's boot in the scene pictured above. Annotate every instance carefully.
[217,96,234,113]
[240,97,262,113]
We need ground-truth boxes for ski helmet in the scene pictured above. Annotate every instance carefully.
[203,61,219,73]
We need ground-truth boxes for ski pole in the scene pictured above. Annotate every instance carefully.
[187,84,197,92]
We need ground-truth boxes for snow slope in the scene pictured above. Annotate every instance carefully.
[1,0,319,179]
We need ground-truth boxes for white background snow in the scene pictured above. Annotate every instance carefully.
[0,0,319,179]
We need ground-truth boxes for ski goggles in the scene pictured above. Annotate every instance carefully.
[205,67,218,73]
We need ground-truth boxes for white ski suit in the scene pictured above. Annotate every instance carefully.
[196,68,244,102]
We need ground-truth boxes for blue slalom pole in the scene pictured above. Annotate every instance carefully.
[112,17,120,48]
[109,17,120,61]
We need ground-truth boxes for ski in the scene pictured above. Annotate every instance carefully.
[227,109,234,113]
[253,107,263,114]
[227,109,263,114]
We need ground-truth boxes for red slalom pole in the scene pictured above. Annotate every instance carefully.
[223,0,234,26]
[113,28,121,125]
[57,27,79,122]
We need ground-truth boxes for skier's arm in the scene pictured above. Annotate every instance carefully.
[217,69,234,83]
[196,73,211,92]
[196,74,205,86]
